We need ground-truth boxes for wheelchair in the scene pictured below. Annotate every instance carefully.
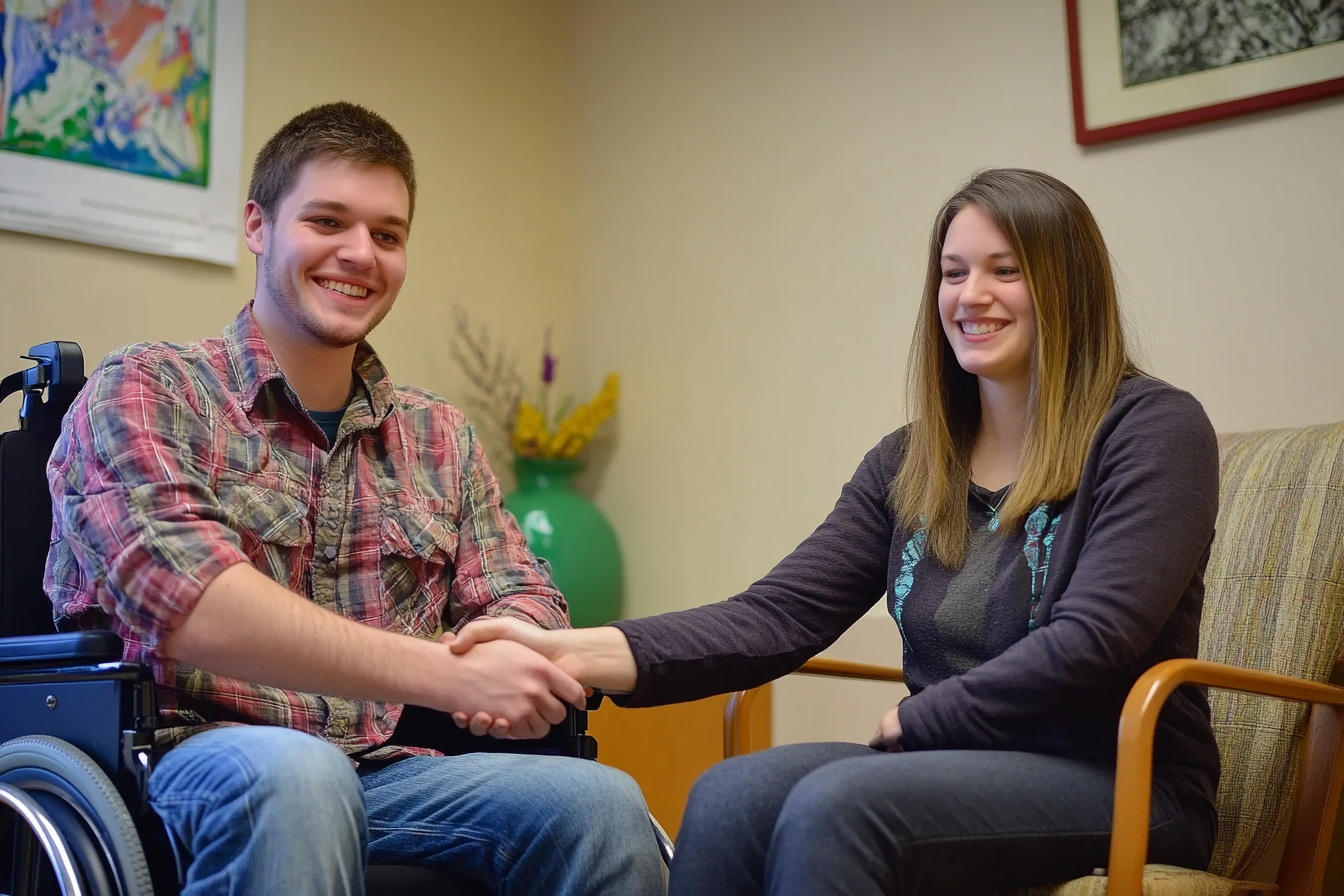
[0,342,674,895]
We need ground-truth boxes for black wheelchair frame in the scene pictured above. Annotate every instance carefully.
[0,341,163,896]
[0,342,671,896]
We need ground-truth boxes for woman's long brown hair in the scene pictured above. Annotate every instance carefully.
[894,168,1143,568]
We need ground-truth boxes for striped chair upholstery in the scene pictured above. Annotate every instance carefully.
[1021,421,1344,896]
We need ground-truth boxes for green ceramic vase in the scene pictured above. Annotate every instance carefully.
[506,457,623,628]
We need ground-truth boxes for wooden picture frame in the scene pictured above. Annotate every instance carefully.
[1065,0,1344,145]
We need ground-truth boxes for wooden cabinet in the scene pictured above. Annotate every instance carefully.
[588,687,771,837]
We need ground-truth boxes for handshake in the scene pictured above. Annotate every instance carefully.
[437,616,904,752]
[433,618,634,741]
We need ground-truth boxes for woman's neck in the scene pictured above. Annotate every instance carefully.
[971,378,1030,490]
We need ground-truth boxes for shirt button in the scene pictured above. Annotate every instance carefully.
[323,545,338,561]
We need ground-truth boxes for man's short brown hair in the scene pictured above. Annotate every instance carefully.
[248,102,417,224]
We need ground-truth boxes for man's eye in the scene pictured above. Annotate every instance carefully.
[312,217,340,228]
[374,232,402,245]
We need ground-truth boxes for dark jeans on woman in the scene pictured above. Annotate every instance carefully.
[669,742,1214,896]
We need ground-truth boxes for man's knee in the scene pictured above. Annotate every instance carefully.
[149,727,367,892]
[546,760,649,828]
[150,725,363,824]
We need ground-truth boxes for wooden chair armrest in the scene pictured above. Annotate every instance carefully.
[795,658,906,683]
[1107,658,1344,896]
[723,659,904,759]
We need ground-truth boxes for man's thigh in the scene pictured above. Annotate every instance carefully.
[149,724,362,821]
[148,726,366,895]
[359,752,642,866]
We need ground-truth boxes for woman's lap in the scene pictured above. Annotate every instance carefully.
[670,742,1211,896]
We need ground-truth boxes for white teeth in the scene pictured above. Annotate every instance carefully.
[318,279,368,298]
[961,321,1005,335]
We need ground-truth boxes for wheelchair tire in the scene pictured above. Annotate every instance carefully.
[0,735,153,896]
[649,812,675,866]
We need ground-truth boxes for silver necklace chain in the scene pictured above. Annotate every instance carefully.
[971,484,1011,517]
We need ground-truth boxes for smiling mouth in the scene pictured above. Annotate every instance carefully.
[317,278,369,298]
[960,321,1005,336]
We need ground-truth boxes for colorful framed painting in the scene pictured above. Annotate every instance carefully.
[0,0,246,266]
[1065,0,1344,145]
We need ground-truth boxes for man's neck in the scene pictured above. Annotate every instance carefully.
[249,306,357,412]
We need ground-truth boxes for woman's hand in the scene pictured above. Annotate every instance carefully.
[449,618,583,677]
[869,706,904,752]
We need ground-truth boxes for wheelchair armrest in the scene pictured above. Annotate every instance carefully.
[0,631,124,669]
[387,702,598,760]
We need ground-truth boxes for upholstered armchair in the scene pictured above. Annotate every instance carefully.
[725,421,1344,896]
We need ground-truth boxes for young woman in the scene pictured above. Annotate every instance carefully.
[453,168,1220,895]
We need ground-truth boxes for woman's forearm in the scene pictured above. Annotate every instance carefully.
[450,617,639,693]
[565,626,638,692]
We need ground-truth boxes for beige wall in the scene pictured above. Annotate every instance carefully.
[569,0,1344,633]
[0,0,578,474]
[4,2,1342,864]
[7,0,1337,630]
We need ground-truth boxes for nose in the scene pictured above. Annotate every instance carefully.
[959,269,993,307]
[336,225,376,269]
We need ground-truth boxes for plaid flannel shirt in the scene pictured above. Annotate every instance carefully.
[45,304,570,756]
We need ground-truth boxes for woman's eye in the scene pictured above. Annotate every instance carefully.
[942,269,966,280]
[996,267,1019,276]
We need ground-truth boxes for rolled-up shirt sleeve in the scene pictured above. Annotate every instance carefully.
[445,422,571,631]
[45,349,251,646]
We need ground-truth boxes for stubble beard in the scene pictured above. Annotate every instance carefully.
[261,249,393,349]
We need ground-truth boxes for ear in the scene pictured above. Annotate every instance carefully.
[243,200,267,257]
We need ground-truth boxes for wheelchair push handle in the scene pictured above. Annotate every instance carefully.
[0,340,85,432]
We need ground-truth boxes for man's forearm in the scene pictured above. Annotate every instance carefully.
[159,563,443,707]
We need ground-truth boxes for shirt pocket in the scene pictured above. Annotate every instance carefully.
[216,480,309,589]
[379,499,459,635]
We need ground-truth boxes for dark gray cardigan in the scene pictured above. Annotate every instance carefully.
[611,377,1221,812]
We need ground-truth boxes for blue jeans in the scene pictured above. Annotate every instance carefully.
[148,725,665,896]
[668,742,1215,896]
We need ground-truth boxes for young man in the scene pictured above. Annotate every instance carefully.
[45,102,664,896]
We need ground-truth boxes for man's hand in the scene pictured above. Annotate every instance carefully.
[446,618,639,736]
[869,706,903,752]
[430,633,586,740]
[441,619,581,737]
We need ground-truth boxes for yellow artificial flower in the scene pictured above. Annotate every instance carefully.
[510,401,549,458]
[511,374,620,459]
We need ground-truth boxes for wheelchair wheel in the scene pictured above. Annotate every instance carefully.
[0,735,153,896]
[649,813,675,866]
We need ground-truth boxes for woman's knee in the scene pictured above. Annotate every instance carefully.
[775,762,896,841]
[684,755,755,815]
[684,742,871,827]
